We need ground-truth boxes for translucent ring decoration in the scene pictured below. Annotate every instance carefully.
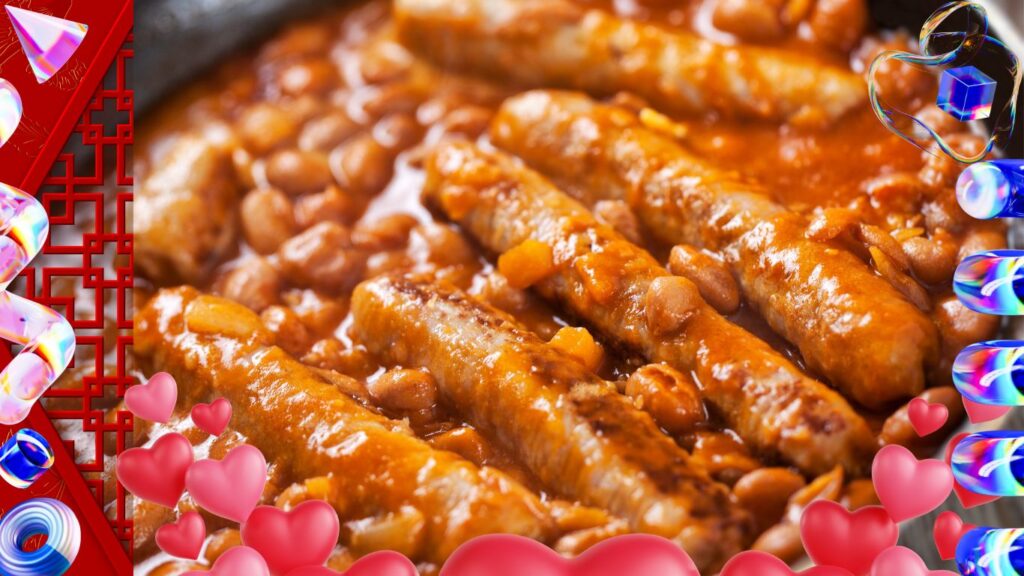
[868,1,1022,164]
[0,183,75,425]
[950,431,1024,497]
[0,428,54,489]
[957,526,1024,575]
[0,498,80,576]
[953,250,1024,315]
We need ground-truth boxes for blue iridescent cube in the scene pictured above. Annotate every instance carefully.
[937,65,997,121]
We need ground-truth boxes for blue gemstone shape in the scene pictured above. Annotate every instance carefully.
[956,160,1024,219]
[937,65,997,121]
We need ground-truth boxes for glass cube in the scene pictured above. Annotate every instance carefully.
[937,65,997,122]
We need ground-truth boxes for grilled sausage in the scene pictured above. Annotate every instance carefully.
[135,287,554,563]
[394,0,865,123]
[490,90,939,409]
[352,275,751,571]
[422,141,877,476]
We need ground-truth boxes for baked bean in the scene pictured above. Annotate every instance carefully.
[407,223,478,269]
[959,227,1007,258]
[295,185,361,228]
[345,506,425,558]
[549,327,605,373]
[204,528,242,563]
[299,110,360,152]
[241,188,295,254]
[858,36,933,104]
[356,40,414,85]
[427,426,492,467]
[261,305,314,357]
[858,224,910,270]
[259,22,332,62]
[276,58,338,97]
[237,103,298,155]
[326,549,357,573]
[901,229,958,285]
[149,561,205,576]
[935,294,999,356]
[785,465,844,523]
[644,276,701,337]
[864,173,924,218]
[711,0,787,43]
[266,149,333,196]
[919,133,986,188]
[691,431,760,485]
[806,207,859,242]
[330,133,395,196]
[367,368,439,413]
[358,83,423,120]
[752,521,804,563]
[364,250,414,278]
[914,104,963,138]
[220,257,281,312]
[314,345,380,381]
[311,362,372,403]
[841,478,879,510]
[625,363,706,435]
[352,213,418,250]
[282,288,349,337]
[807,0,868,52]
[880,386,965,456]
[439,105,494,140]
[667,245,740,314]
[277,222,368,293]
[593,199,643,244]
[498,239,556,290]
[185,295,272,344]
[373,113,422,150]
[734,467,806,532]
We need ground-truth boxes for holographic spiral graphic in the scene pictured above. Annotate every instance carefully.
[954,340,1024,406]
[951,431,1024,497]
[0,498,80,576]
[0,183,74,425]
[868,1,1021,164]
[957,527,1024,575]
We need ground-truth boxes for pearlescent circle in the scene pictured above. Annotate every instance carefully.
[958,162,1011,219]
[0,79,22,149]
[0,498,80,576]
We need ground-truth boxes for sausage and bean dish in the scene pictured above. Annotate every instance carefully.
[132,0,1003,573]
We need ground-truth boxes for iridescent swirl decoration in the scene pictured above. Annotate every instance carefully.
[0,498,80,576]
[951,431,1024,497]
[954,250,1024,315]
[954,340,1024,406]
[0,183,75,425]
[0,428,54,489]
[957,527,1024,575]
[868,1,1021,164]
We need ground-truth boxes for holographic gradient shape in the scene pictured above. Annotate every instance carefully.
[954,340,1024,406]
[956,160,1024,219]
[951,431,1024,497]
[954,250,1024,315]
[0,79,21,149]
[0,498,80,576]
[957,526,1024,575]
[4,7,88,85]
[0,428,54,489]
[0,183,75,425]
[938,65,997,121]
[868,1,1021,164]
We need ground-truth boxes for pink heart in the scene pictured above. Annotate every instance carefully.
[186,444,267,523]
[125,372,178,423]
[183,546,270,576]
[242,501,340,576]
[907,397,949,437]
[962,397,1011,424]
[116,432,194,508]
[872,444,953,523]
[800,501,899,576]
[944,433,1000,509]
[439,534,699,576]
[933,511,976,561]
[192,398,232,436]
[156,511,206,560]
[285,551,418,576]
[869,546,958,576]
[720,551,854,575]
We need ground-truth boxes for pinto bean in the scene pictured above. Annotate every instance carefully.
[901,230,958,285]
[667,245,740,314]
[373,113,422,150]
[294,185,361,228]
[842,479,879,510]
[330,134,394,197]
[625,363,706,435]
[237,103,298,155]
[711,0,787,43]
[644,276,702,337]
[691,430,760,485]
[241,188,295,254]
[276,58,338,97]
[807,0,868,52]
[367,368,439,413]
[880,387,965,456]
[261,305,314,357]
[220,257,281,312]
[734,467,806,532]
[300,110,360,152]
[277,222,367,293]
[352,213,419,250]
[266,149,333,196]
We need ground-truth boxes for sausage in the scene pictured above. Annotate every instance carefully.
[394,0,865,123]
[422,141,877,476]
[135,287,554,563]
[490,90,939,409]
[352,275,750,571]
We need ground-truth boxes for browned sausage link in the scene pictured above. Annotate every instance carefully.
[490,90,940,409]
[352,275,750,571]
[394,0,865,123]
[423,141,876,476]
[135,287,553,563]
